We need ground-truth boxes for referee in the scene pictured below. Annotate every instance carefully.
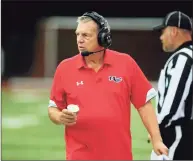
[151,11,192,160]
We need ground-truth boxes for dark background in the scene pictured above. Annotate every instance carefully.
[1,0,192,78]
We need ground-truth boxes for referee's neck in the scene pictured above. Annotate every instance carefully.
[174,37,192,51]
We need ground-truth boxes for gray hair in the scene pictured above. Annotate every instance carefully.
[76,15,111,32]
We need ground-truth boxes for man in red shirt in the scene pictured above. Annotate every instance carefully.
[48,11,168,160]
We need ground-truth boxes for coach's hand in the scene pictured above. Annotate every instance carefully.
[152,139,168,156]
[58,109,77,126]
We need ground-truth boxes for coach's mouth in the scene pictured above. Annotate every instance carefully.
[78,46,86,51]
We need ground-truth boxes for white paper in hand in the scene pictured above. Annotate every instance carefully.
[150,150,170,160]
[67,104,79,113]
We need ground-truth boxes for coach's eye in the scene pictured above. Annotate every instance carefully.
[82,34,88,37]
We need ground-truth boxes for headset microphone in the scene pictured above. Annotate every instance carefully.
[81,48,106,56]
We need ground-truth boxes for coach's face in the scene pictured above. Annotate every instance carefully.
[160,26,176,52]
[76,20,101,53]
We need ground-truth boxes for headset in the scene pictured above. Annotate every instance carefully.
[82,11,112,48]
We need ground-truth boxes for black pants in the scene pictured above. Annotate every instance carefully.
[160,121,193,160]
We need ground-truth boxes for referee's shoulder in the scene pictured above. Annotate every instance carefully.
[177,46,192,59]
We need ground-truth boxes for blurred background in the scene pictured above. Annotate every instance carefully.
[1,0,192,160]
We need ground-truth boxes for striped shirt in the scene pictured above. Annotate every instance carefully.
[156,41,193,128]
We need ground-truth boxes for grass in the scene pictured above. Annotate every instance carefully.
[2,89,153,160]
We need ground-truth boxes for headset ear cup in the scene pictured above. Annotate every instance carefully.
[106,33,112,47]
[98,31,104,47]
[98,30,112,48]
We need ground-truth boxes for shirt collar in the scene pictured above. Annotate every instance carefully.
[76,53,86,69]
[174,40,192,52]
[76,49,114,69]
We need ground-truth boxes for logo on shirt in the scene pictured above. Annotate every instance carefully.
[109,76,122,83]
[76,81,84,86]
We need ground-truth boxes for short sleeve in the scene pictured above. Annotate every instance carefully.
[48,65,66,111]
[130,58,157,109]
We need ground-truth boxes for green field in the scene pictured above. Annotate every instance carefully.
[2,89,153,160]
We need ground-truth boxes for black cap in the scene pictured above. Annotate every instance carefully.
[153,11,192,31]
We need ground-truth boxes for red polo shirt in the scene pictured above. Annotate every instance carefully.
[49,49,156,160]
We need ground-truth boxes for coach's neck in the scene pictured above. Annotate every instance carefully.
[84,51,105,72]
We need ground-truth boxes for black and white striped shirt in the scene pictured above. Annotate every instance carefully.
[156,41,192,128]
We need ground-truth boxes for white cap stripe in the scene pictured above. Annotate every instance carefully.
[182,13,192,29]
[178,11,181,28]
[165,11,178,25]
